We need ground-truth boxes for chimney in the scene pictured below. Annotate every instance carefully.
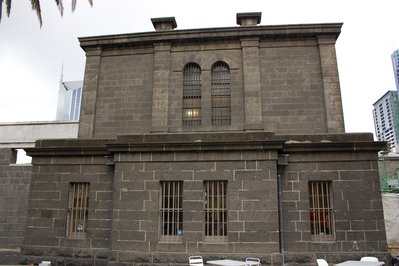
[151,17,177,31]
[236,12,262,26]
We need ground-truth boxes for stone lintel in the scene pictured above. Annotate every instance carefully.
[151,17,177,31]
[236,12,262,26]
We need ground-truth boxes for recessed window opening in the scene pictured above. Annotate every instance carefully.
[160,181,183,243]
[67,182,89,239]
[211,61,231,126]
[204,180,227,243]
[308,181,334,242]
[183,63,202,127]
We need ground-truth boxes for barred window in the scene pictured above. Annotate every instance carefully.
[211,61,231,126]
[204,181,227,243]
[183,63,201,127]
[67,182,89,239]
[160,181,183,243]
[308,181,334,242]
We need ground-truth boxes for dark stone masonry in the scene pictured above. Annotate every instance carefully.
[0,149,31,264]
[0,12,391,266]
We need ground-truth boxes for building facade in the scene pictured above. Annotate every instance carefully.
[22,14,389,265]
[391,49,399,90]
[372,91,399,150]
[56,80,83,121]
[0,121,78,264]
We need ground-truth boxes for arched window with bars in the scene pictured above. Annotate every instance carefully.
[211,61,231,126]
[182,63,202,127]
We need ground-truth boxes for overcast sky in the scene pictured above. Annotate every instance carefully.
[1,0,399,136]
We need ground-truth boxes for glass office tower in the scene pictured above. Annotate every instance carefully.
[392,49,399,90]
[56,80,83,121]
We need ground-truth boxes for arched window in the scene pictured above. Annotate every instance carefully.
[211,61,231,126]
[183,63,202,127]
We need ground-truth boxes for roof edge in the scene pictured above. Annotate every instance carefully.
[79,22,343,50]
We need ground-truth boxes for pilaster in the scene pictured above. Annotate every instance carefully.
[151,43,171,132]
[78,46,102,138]
[318,36,345,133]
[241,38,264,130]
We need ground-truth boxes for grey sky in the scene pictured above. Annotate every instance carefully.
[1,0,399,136]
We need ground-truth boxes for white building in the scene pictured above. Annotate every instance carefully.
[373,91,399,150]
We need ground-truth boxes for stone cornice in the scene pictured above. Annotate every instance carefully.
[24,132,386,156]
[108,131,283,152]
[79,23,343,51]
[25,139,113,157]
[282,140,387,153]
[278,133,387,152]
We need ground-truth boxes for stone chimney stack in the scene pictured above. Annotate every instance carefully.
[151,17,177,31]
[236,12,262,26]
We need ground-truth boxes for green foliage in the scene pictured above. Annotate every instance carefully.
[0,0,93,27]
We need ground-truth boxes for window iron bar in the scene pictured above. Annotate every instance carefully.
[309,181,334,242]
[160,181,183,243]
[211,62,231,126]
[204,181,227,243]
[67,182,89,239]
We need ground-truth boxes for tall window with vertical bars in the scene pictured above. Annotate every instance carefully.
[211,61,231,126]
[308,181,334,241]
[66,182,89,239]
[160,181,183,243]
[183,63,202,127]
[204,181,227,243]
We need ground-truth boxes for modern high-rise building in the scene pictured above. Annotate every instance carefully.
[373,91,399,150]
[372,49,399,151]
[391,49,399,90]
[55,80,83,121]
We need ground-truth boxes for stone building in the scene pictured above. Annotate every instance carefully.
[22,13,389,265]
[0,121,78,264]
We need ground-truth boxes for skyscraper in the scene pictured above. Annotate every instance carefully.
[392,49,399,90]
[373,91,399,150]
[55,80,83,121]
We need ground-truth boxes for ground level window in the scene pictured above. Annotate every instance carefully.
[160,181,183,243]
[67,182,89,239]
[308,181,334,241]
[204,180,227,243]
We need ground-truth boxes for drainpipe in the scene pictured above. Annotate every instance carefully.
[277,154,289,266]
[105,154,115,252]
